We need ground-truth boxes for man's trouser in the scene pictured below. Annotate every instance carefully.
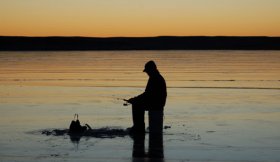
[132,104,164,133]
[148,110,164,158]
[132,107,164,158]
[132,104,145,132]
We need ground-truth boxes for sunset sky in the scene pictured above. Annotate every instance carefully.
[0,0,279,37]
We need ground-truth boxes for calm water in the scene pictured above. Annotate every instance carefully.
[0,50,279,88]
[0,50,280,161]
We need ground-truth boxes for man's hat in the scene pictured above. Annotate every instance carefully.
[143,60,157,72]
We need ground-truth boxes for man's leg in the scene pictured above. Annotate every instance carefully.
[148,110,163,134]
[148,110,164,158]
[131,104,145,134]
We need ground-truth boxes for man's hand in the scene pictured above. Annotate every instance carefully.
[127,97,136,104]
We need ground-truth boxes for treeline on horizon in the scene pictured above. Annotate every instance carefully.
[0,36,280,51]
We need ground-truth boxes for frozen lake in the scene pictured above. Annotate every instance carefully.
[0,50,280,161]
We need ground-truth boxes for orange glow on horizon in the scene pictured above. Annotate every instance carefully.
[0,0,280,37]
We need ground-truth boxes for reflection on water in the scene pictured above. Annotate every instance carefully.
[0,51,280,161]
[0,50,279,88]
[132,132,164,161]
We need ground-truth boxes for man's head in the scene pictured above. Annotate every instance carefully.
[143,60,158,75]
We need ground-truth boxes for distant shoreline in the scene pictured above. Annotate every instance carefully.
[1,36,280,51]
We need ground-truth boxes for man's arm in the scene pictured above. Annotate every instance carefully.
[127,92,147,105]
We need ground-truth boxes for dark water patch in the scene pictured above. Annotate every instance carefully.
[206,130,216,133]
[164,125,171,129]
[39,127,129,139]
[32,125,173,139]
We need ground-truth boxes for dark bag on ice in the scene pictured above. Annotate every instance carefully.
[69,114,90,134]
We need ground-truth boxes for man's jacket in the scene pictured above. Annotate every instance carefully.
[132,71,167,111]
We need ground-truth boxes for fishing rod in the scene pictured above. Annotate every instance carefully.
[116,98,131,106]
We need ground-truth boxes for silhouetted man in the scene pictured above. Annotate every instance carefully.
[128,60,167,135]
